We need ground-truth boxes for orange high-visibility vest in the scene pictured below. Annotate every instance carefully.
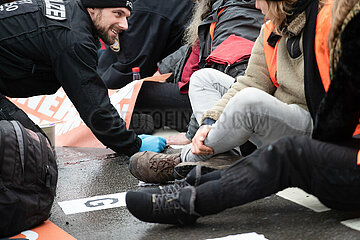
[262,1,332,89]
[209,8,226,52]
[263,1,360,155]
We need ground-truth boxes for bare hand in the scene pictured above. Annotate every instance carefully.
[165,132,191,145]
[191,125,214,155]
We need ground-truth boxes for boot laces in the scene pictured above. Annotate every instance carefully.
[160,180,190,194]
[149,155,178,176]
[153,192,182,215]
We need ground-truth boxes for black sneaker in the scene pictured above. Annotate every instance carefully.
[126,187,200,225]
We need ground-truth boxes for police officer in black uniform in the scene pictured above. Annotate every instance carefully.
[0,0,166,156]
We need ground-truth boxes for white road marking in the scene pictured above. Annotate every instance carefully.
[341,218,360,231]
[276,187,330,212]
[58,192,126,215]
[206,232,268,240]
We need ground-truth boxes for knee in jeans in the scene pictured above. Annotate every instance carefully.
[226,87,269,116]
[189,68,221,91]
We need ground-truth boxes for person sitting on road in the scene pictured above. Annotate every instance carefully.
[126,0,360,225]
[126,0,263,135]
[128,0,333,183]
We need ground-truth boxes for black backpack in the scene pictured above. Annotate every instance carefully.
[0,120,58,237]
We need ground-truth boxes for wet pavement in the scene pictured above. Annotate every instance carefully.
[50,146,360,240]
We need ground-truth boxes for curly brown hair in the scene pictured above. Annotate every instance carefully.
[183,0,217,46]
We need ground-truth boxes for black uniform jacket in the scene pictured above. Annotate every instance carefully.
[0,0,141,156]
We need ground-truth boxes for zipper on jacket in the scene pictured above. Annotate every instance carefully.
[10,121,27,175]
[36,132,51,188]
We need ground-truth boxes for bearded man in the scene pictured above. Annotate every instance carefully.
[0,0,166,156]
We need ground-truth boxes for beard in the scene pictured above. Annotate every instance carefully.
[93,12,119,46]
[95,23,118,46]
[96,26,115,45]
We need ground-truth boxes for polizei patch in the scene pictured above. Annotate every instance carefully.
[44,0,66,20]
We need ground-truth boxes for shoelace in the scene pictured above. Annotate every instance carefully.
[149,156,178,176]
[159,180,190,194]
[152,192,181,215]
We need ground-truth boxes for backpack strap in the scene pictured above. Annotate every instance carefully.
[0,125,5,185]
[36,131,52,187]
[263,21,280,88]
[9,121,25,174]
[209,7,226,53]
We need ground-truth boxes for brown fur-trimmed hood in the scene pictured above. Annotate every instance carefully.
[329,0,360,77]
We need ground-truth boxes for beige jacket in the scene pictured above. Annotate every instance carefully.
[202,23,308,122]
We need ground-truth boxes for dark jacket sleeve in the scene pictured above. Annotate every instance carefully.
[312,14,360,142]
[52,41,141,156]
[157,45,188,74]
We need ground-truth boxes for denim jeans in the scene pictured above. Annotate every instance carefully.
[181,69,313,162]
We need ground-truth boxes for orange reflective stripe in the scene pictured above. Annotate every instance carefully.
[354,124,360,136]
[263,21,280,87]
[315,1,332,92]
[209,8,226,52]
[357,150,360,165]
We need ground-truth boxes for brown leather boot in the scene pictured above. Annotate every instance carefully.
[174,152,242,179]
[129,151,181,184]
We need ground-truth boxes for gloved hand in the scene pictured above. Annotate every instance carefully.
[139,135,167,152]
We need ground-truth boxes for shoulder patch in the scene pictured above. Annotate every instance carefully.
[43,0,66,20]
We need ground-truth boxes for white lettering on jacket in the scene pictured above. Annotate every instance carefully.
[0,0,33,12]
[44,0,66,20]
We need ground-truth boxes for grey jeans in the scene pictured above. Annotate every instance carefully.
[181,68,313,162]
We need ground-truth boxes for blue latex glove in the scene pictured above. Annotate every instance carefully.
[139,135,167,152]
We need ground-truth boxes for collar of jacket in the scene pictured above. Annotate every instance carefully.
[278,0,316,37]
[279,11,306,38]
[77,0,101,49]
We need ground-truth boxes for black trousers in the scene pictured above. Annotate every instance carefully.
[133,81,192,132]
[195,136,360,215]
[0,93,46,137]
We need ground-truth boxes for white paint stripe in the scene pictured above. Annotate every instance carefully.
[58,192,126,215]
[206,232,268,240]
[341,218,360,231]
[276,187,330,213]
